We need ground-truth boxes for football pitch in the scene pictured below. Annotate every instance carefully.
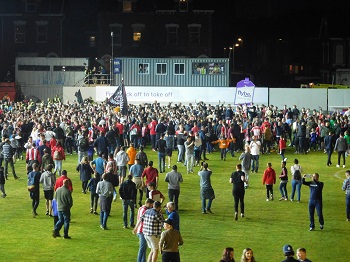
[0,147,348,261]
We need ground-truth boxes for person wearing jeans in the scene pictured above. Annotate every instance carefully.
[133,199,154,262]
[198,162,215,214]
[278,161,288,201]
[96,174,113,230]
[249,136,261,173]
[119,175,137,228]
[53,179,73,239]
[290,159,303,202]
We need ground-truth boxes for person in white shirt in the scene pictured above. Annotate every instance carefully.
[249,136,261,173]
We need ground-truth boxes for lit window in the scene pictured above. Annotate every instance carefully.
[166,24,179,45]
[188,24,201,45]
[192,62,225,75]
[132,24,145,43]
[14,21,27,43]
[156,63,167,75]
[123,1,132,12]
[133,32,141,42]
[110,24,123,46]
[36,21,48,43]
[289,65,293,74]
[138,63,149,74]
[89,36,96,47]
[174,63,185,75]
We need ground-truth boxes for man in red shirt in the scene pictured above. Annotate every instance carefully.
[141,161,159,196]
[54,170,73,192]
[262,162,276,201]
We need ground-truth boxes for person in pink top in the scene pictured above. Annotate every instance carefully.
[148,117,158,151]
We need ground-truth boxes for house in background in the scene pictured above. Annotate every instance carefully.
[0,0,65,79]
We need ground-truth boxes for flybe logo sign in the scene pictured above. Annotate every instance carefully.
[237,90,252,98]
[234,78,255,105]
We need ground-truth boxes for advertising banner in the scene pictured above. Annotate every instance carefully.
[234,78,255,105]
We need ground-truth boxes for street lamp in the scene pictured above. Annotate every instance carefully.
[229,43,240,72]
[110,31,114,85]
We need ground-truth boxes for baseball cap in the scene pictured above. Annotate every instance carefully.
[283,244,294,254]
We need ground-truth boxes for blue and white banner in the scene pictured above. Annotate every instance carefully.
[113,59,122,74]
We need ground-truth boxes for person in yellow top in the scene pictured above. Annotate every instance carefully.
[127,143,137,169]
[211,134,234,161]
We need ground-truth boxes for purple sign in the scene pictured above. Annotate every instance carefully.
[236,77,255,88]
[234,77,255,105]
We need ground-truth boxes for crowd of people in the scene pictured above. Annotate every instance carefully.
[1,97,350,261]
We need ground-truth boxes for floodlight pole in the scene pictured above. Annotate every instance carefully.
[111,31,114,86]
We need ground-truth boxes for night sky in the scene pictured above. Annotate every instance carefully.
[209,0,350,56]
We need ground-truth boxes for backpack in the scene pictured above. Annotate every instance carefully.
[293,168,301,180]
[53,149,62,160]
[27,172,36,191]
[79,137,88,150]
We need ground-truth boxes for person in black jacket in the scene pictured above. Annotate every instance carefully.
[156,133,167,173]
[28,163,41,217]
[93,130,108,159]
[230,164,246,220]
[119,174,137,228]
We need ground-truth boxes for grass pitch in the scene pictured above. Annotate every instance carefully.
[0,147,348,261]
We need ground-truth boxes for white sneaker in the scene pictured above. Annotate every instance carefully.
[336,164,340,167]
[343,165,346,168]
[266,198,269,201]
[283,158,288,162]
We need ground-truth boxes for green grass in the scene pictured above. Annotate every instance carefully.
[1,146,349,261]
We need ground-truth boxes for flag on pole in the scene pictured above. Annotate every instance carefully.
[107,80,128,115]
[75,89,83,104]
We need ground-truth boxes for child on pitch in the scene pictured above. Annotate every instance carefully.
[211,134,234,161]
[87,172,100,214]
[279,135,287,162]
[52,198,59,226]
